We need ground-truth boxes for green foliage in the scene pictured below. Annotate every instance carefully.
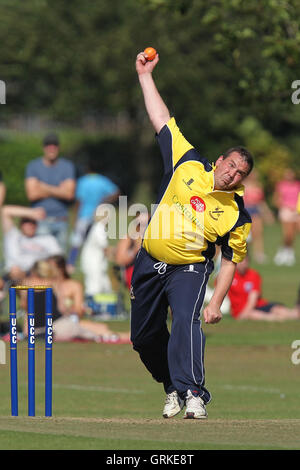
[0,134,41,205]
[1,0,300,196]
[69,134,140,200]
[237,116,295,191]
[0,128,141,205]
[0,130,87,205]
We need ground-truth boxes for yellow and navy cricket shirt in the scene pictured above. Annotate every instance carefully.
[142,118,252,265]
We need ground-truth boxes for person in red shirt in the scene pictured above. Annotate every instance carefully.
[228,255,300,321]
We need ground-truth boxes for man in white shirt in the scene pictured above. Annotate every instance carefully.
[80,219,112,297]
[1,205,62,281]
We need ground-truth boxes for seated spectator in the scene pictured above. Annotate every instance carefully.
[228,254,300,321]
[20,256,130,343]
[1,205,62,282]
[51,255,130,342]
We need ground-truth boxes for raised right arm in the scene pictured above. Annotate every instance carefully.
[136,51,170,134]
[1,205,45,232]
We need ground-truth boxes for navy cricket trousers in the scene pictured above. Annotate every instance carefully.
[130,248,213,404]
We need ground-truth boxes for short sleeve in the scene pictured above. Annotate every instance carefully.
[219,195,252,264]
[99,176,119,196]
[61,160,76,181]
[220,222,251,263]
[156,118,194,173]
[25,160,39,179]
[251,271,262,293]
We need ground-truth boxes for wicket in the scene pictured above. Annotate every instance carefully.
[9,286,53,417]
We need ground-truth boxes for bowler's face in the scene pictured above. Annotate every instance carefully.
[214,152,249,191]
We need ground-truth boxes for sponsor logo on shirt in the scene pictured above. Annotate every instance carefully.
[172,195,204,230]
[209,207,224,220]
[190,196,206,213]
[183,178,194,190]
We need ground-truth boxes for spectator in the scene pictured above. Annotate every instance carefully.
[228,254,300,321]
[115,212,149,290]
[20,255,130,343]
[0,170,6,207]
[67,159,120,273]
[1,205,62,281]
[243,169,274,264]
[273,168,300,266]
[80,217,113,298]
[25,133,76,252]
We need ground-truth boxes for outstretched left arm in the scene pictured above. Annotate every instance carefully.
[203,257,236,324]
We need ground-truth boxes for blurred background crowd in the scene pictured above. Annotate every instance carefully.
[0,0,300,340]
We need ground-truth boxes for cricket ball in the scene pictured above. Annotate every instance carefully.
[144,47,157,61]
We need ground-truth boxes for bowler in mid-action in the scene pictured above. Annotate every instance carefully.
[130,50,253,419]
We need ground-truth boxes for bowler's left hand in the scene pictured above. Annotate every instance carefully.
[203,303,222,324]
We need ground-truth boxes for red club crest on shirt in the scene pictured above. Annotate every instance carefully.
[190,196,206,213]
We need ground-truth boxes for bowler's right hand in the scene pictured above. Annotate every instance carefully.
[136,51,159,75]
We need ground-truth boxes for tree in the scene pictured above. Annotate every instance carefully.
[1,0,300,200]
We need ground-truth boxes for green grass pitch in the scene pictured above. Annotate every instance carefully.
[0,223,299,450]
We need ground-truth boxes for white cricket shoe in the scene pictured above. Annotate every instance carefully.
[274,248,285,265]
[184,390,207,419]
[274,247,295,266]
[163,391,184,418]
[285,248,295,266]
